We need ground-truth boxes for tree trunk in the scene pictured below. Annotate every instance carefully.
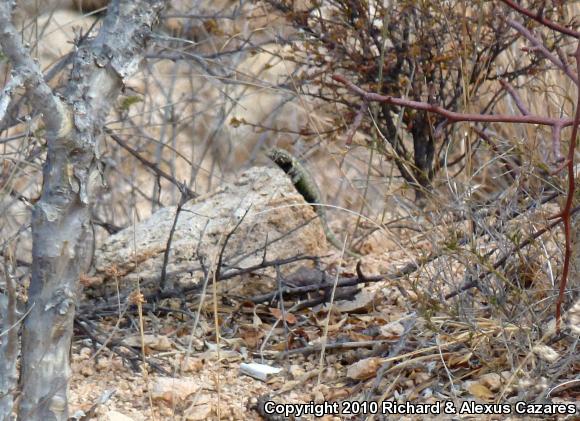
[0,1,168,419]
[0,255,19,421]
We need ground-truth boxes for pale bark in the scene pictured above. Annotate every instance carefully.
[0,255,19,421]
[0,1,167,419]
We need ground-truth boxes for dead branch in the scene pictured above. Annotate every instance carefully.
[106,129,198,198]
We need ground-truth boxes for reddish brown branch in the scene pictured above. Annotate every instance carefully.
[345,101,366,146]
[334,74,572,165]
[555,42,580,328]
[507,18,579,84]
[499,79,530,115]
[326,0,580,328]
[332,74,574,128]
[333,68,579,327]
[500,0,580,39]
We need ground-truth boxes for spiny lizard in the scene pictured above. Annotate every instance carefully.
[267,148,361,258]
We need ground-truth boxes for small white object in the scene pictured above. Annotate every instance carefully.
[240,362,282,382]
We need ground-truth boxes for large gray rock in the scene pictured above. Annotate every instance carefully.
[90,167,326,292]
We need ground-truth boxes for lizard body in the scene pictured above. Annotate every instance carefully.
[267,148,361,258]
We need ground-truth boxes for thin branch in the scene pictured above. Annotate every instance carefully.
[499,79,530,115]
[507,18,578,84]
[159,184,192,292]
[275,340,388,359]
[333,72,578,323]
[345,101,367,146]
[106,129,198,198]
[75,316,171,376]
[552,124,565,163]
[215,209,250,285]
[555,42,580,327]
[332,75,574,128]
[445,203,580,300]
[0,75,23,123]
[0,2,65,134]
[500,0,580,39]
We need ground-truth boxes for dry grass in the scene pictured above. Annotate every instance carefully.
[1,1,579,419]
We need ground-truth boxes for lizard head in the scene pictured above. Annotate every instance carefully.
[266,148,294,173]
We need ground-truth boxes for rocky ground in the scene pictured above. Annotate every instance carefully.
[69,166,580,421]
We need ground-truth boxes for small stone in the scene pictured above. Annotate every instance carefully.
[151,377,201,404]
[180,357,204,373]
[79,362,95,377]
[98,411,135,421]
[479,373,502,391]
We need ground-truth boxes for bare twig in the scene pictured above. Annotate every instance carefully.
[345,101,367,146]
[0,3,65,133]
[75,317,171,376]
[499,79,530,116]
[507,19,578,84]
[333,74,574,128]
[500,0,580,39]
[333,69,579,324]
[159,184,193,291]
[555,42,580,327]
[275,340,388,359]
[106,129,198,198]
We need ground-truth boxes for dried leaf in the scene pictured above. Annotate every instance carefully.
[532,344,560,362]
[269,307,297,324]
[379,321,405,338]
[334,290,375,313]
[123,335,173,351]
[346,357,382,380]
[479,373,502,392]
[447,352,472,368]
[239,325,265,348]
[466,382,495,401]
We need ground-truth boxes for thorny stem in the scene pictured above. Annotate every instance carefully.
[502,0,580,327]
[499,0,580,39]
[556,42,580,328]
[499,79,529,116]
[507,18,579,85]
[333,39,580,327]
[332,74,575,129]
